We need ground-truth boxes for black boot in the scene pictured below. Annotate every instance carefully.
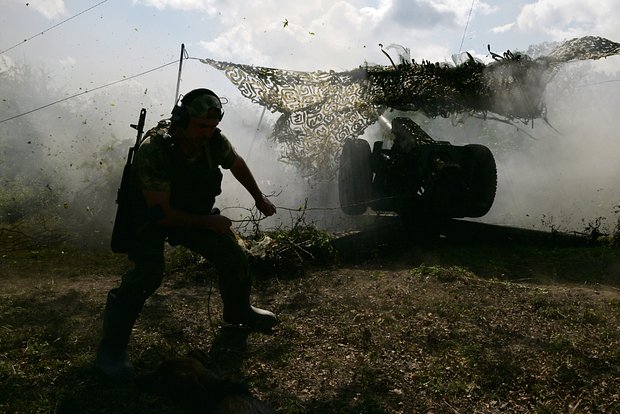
[96,288,143,378]
[220,278,278,332]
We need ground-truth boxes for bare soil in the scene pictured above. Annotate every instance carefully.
[1,220,619,413]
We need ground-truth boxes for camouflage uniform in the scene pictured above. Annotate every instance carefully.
[98,89,277,379]
[118,120,246,305]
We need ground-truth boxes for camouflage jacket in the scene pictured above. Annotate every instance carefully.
[132,119,238,215]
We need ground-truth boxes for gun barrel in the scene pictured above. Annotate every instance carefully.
[137,108,146,131]
[378,115,392,132]
[126,108,147,165]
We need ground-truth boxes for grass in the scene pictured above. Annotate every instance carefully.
[1,224,619,413]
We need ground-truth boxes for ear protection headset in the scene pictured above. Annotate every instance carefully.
[170,88,224,127]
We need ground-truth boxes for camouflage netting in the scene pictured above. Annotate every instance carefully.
[201,36,620,179]
[201,59,383,177]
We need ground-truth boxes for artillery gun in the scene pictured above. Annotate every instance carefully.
[338,116,497,220]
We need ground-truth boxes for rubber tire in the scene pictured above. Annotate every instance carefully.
[429,164,467,218]
[339,138,372,215]
[463,144,497,218]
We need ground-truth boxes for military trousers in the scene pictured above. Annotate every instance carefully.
[117,224,249,306]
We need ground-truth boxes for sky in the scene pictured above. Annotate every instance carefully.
[3,0,620,98]
[1,0,620,236]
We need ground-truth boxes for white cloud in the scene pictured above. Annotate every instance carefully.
[199,1,395,68]
[129,0,503,69]
[132,0,218,14]
[25,0,67,19]
[193,0,487,69]
[58,56,76,67]
[419,0,496,25]
[516,0,620,40]
[199,24,269,64]
[491,22,514,34]
[0,54,15,74]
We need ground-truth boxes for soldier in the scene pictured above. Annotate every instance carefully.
[97,88,278,378]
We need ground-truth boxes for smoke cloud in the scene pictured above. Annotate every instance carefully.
[1,53,619,250]
[421,58,620,234]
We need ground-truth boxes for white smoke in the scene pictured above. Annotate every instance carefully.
[423,57,620,234]
[2,53,619,249]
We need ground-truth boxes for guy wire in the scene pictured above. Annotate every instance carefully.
[459,0,476,53]
[0,59,179,124]
[0,0,112,55]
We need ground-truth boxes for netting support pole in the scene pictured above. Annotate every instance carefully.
[174,43,186,104]
[246,106,267,161]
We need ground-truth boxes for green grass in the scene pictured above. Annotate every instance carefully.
[1,225,619,413]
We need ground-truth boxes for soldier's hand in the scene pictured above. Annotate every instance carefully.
[256,195,276,217]
[206,214,232,234]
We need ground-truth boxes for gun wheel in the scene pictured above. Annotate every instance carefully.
[339,138,372,215]
[463,144,497,217]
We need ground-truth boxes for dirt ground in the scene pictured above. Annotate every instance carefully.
[1,220,619,413]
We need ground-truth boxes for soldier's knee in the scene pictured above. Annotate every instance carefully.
[120,259,165,303]
[213,233,249,279]
[222,232,247,257]
[141,262,165,298]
